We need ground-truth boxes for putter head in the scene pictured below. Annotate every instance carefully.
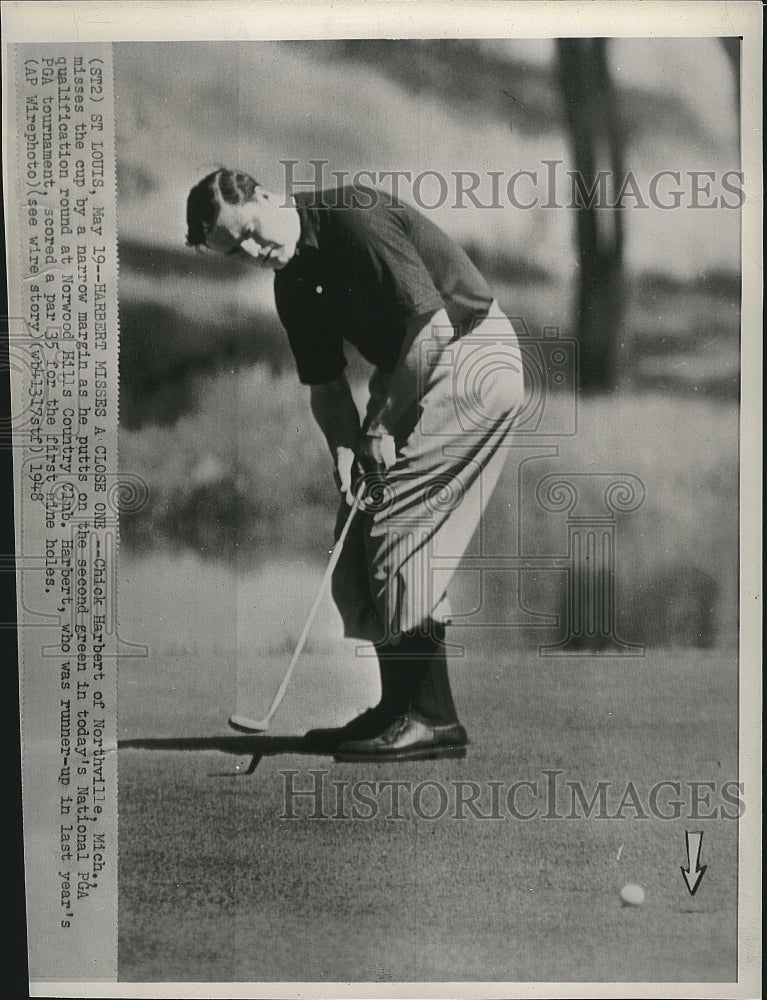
[228,715,270,733]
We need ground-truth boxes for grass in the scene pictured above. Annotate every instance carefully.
[116,572,739,983]
[112,37,742,986]
[504,392,739,648]
[120,365,338,560]
[119,369,738,648]
[113,39,740,650]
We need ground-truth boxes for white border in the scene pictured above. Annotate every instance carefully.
[3,2,761,999]
[0,0,763,41]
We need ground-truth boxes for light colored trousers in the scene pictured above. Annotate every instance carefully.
[331,301,525,643]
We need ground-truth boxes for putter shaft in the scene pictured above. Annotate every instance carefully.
[229,486,364,733]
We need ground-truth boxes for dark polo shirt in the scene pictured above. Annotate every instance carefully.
[274,188,493,385]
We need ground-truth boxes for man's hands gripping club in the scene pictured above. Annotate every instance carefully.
[311,379,397,507]
[311,308,453,505]
[335,432,397,507]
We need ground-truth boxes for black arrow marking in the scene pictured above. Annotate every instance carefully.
[681,830,707,895]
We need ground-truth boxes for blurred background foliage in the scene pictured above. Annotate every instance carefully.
[115,39,740,648]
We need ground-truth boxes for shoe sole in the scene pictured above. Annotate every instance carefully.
[334,743,468,763]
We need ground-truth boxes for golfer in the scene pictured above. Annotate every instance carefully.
[186,169,525,761]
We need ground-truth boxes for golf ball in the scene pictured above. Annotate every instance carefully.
[620,883,645,906]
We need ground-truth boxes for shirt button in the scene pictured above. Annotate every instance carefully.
[315,285,323,294]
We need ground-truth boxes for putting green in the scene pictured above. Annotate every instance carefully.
[118,594,738,982]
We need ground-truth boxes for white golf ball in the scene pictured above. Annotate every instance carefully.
[620,883,645,906]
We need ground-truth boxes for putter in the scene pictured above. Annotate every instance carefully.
[229,483,366,733]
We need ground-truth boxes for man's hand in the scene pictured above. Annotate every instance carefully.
[333,438,395,508]
[334,433,397,507]
[310,376,362,505]
[356,430,397,476]
[333,445,358,506]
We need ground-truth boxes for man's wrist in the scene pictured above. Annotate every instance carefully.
[366,416,393,438]
[334,444,358,472]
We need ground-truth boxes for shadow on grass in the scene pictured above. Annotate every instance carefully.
[120,734,336,774]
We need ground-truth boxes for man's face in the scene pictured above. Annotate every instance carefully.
[205,195,297,269]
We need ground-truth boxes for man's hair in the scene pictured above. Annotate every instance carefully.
[185,168,260,247]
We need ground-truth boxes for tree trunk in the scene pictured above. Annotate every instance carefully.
[556,39,625,392]
[718,37,740,114]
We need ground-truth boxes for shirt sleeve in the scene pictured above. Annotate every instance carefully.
[274,271,347,386]
[341,203,445,322]
[285,322,347,386]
